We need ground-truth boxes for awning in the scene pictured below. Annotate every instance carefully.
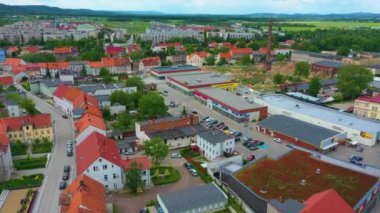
[322,142,339,150]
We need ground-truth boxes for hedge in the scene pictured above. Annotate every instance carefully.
[0,174,44,192]
[151,167,181,186]
[32,143,52,154]
[14,156,48,170]
[184,156,212,183]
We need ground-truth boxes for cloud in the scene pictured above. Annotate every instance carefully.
[3,0,380,14]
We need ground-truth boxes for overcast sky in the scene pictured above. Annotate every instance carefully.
[5,0,380,14]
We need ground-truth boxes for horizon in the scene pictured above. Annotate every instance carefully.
[5,0,380,15]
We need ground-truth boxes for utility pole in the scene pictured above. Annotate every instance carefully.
[265,21,273,71]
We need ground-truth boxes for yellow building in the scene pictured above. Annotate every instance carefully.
[0,114,53,143]
[354,94,380,120]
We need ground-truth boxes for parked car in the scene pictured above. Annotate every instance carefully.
[235,137,241,142]
[124,147,135,155]
[216,122,225,128]
[67,148,73,157]
[349,159,366,167]
[189,169,198,176]
[243,137,252,142]
[232,131,242,137]
[247,154,256,161]
[355,146,364,152]
[208,120,218,125]
[349,155,363,162]
[248,146,259,151]
[202,116,209,122]
[59,181,67,190]
[67,140,73,146]
[62,115,68,119]
[169,101,178,108]
[171,153,182,158]
[191,111,198,114]
[63,165,71,173]
[286,144,295,149]
[184,162,192,169]
[222,126,229,130]
[62,172,69,180]
[273,138,283,143]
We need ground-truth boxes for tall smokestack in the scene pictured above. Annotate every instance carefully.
[265,21,273,71]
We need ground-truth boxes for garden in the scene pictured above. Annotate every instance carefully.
[151,167,181,186]
[31,138,53,154]
[10,141,28,156]
[13,155,48,170]
[0,174,44,192]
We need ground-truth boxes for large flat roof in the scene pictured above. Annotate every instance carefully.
[196,88,263,111]
[151,65,200,73]
[258,94,380,134]
[169,73,234,87]
[259,115,341,148]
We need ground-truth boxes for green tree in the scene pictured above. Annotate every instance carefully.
[144,137,169,166]
[22,53,56,63]
[275,54,287,61]
[80,50,102,61]
[125,161,144,193]
[308,77,321,97]
[240,55,251,66]
[337,65,373,99]
[218,47,230,53]
[273,73,285,84]
[217,57,227,66]
[100,67,110,76]
[138,93,168,119]
[294,61,311,79]
[102,107,111,121]
[20,98,38,115]
[118,112,133,129]
[337,46,351,56]
[205,56,215,66]
[236,39,247,48]
[129,50,144,61]
[166,46,176,56]
[181,106,187,116]
[126,77,145,93]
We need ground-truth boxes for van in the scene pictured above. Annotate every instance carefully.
[273,138,283,143]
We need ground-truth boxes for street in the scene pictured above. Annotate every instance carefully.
[16,85,76,213]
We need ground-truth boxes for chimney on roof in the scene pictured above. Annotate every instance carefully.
[79,180,87,191]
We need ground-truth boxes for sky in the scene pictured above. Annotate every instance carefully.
[5,0,380,14]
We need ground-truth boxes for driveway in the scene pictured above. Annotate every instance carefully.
[108,156,204,213]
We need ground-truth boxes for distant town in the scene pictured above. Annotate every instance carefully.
[0,4,379,213]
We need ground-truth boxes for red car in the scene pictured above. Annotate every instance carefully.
[248,154,256,161]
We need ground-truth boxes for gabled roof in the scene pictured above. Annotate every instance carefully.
[76,132,122,174]
[105,46,124,56]
[141,57,161,66]
[259,47,270,54]
[6,46,19,53]
[121,156,151,170]
[189,51,210,59]
[101,57,130,67]
[60,174,106,213]
[0,114,52,133]
[230,48,253,55]
[356,94,380,104]
[75,113,106,136]
[4,58,22,66]
[0,134,10,153]
[54,47,73,54]
[53,84,69,99]
[0,75,14,86]
[219,52,232,59]
[22,46,41,54]
[87,61,104,69]
[301,189,354,213]
[39,62,70,70]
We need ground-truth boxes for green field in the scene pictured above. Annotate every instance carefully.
[278,21,380,31]
[100,20,150,34]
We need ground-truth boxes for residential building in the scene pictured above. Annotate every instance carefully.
[59,70,76,84]
[186,51,210,67]
[151,65,201,80]
[152,42,184,53]
[207,31,255,40]
[167,72,238,95]
[0,75,14,88]
[5,46,19,57]
[254,94,380,146]
[197,129,234,160]
[166,54,186,65]
[6,100,21,117]
[157,183,228,213]
[75,113,106,145]
[31,79,73,98]
[279,39,295,47]
[54,47,79,61]
[79,83,137,96]
[96,95,111,109]
[0,114,53,143]
[85,61,104,76]
[354,94,380,120]
[194,88,268,122]
[109,104,126,116]
[258,115,347,151]
[0,135,13,180]
[311,60,343,77]
[139,57,161,73]
[59,174,106,213]
[39,62,70,77]
[141,30,204,43]
[105,45,124,57]
[68,61,85,76]
[217,48,253,64]
[101,57,131,74]
[20,46,41,55]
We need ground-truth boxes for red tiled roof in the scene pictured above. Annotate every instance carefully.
[301,189,354,213]
[127,44,140,53]
[0,75,14,86]
[259,47,270,54]
[54,47,72,54]
[87,61,104,69]
[39,62,70,70]
[101,57,130,67]
[76,132,122,175]
[5,58,22,66]
[0,114,52,132]
[105,46,124,56]
[53,84,69,99]
[121,156,151,170]
[219,52,232,59]
[12,65,26,75]
[141,57,161,66]
[7,46,19,53]
[23,46,41,54]
[75,113,106,136]
[0,134,10,153]
[60,174,106,213]
[230,48,253,55]
[157,42,183,47]
[356,94,380,104]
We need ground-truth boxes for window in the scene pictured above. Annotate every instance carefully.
[142,171,146,175]
[113,183,118,189]
[111,165,114,168]
[9,135,12,139]
[47,129,50,134]
[104,175,108,181]
[113,173,117,179]
[93,166,99,171]
[99,158,102,162]
[105,185,108,189]
[103,165,107,170]
[35,132,38,135]
[87,169,89,173]
[41,130,44,134]
[26,126,29,130]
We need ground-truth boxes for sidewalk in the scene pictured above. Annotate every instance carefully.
[14,168,46,177]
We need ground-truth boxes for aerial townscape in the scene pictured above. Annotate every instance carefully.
[0,1,380,213]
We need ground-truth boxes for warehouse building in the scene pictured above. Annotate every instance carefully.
[258,115,347,151]
[151,65,201,79]
[194,88,267,122]
[254,94,380,146]
[167,73,238,95]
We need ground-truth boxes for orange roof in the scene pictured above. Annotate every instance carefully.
[40,62,69,70]
[54,47,72,54]
[259,47,270,54]
[192,51,210,59]
[141,57,161,66]
[302,189,354,213]
[75,113,106,135]
[81,104,102,118]
[0,75,14,86]
[230,48,253,55]
[12,65,26,75]
[219,52,232,59]
[5,58,22,66]
[0,114,52,133]
[122,156,151,170]
[23,46,41,54]
[101,57,130,67]
[0,134,10,153]
[7,46,19,53]
[60,174,106,213]
[88,61,104,69]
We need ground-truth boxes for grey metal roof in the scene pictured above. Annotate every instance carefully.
[169,73,235,87]
[159,183,227,213]
[152,65,200,73]
[40,79,72,87]
[198,129,232,144]
[259,115,341,147]
[117,140,137,150]
[292,50,344,60]
[269,199,304,213]
[147,124,207,140]
[95,95,110,102]
[72,108,86,116]
[6,100,18,106]
[313,60,343,68]
[258,94,380,134]
[196,88,263,111]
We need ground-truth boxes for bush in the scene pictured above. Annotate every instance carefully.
[14,156,48,170]
[32,142,52,154]
[180,147,200,157]
[0,174,44,191]
[10,141,28,156]
[151,167,181,186]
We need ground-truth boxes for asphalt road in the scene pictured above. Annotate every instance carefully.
[16,86,76,213]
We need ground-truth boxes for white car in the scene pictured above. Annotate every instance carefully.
[273,138,283,143]
[171,153,182,158]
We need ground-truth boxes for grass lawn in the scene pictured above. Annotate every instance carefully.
[32,143,52,154]
[0,174,44,192]
[151,167,181,186]
[101,20,150,34]
[14,156,48,170]
[10,142,28,156]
